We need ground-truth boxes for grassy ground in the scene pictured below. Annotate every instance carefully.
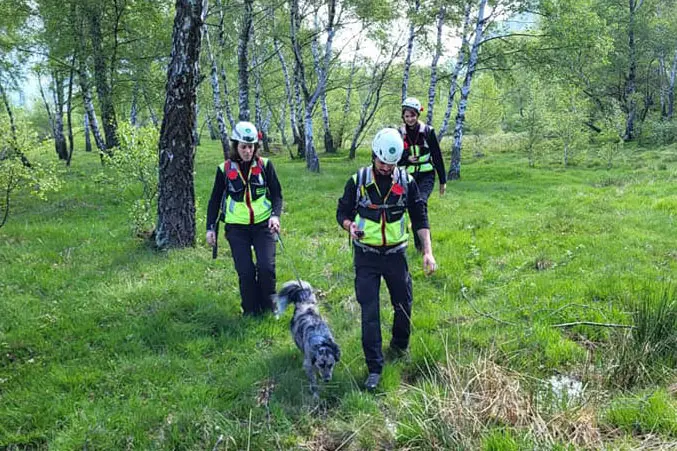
[1,138,676,450]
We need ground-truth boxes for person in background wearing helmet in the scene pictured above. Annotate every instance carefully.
[399,97,447,251]
[206,121,283,316]
[336,128,437,391]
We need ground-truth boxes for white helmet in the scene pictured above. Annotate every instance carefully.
[372,128,404,165]
[231,121,258,143]
[402,97,422,114]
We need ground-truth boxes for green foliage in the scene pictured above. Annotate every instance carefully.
[466,74,504,155]
[545,84,590,167]
[604,389,677,437]
[638,118,677,147]
[0,114,61,228]
[103,123,159,234]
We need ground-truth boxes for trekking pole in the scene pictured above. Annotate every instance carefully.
[212,221,220,259]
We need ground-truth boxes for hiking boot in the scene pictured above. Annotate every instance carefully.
[364,373,381,391]
[386,345,409,361]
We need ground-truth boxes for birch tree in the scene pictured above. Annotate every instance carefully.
[237,0,253,121]
[401,0,420,102]
[312,10,335,153]
[336,37,360,150]
[156,0,207,249]
[349,41,402,159]
[448,0,488,180]
[204,29,229,155]
[438,3,471,141]
[289,0,337,172]
[426,5,445,125]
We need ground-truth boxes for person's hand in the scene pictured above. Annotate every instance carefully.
[422,252,437,275]
[206,230,216,247]
[344,220,362,240]
[439,183,446,196]
[268,216,281,234]
[408,155,418,163]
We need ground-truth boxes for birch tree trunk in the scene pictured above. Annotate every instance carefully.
[78,65,107,153]
[313,11,334,153]
[426,6,445,125]
[449,0,487,181]
[142,87,159,128]
[66,62,75,166]
[90,8,119,149]
[130,81,139,127]
[274,37,292,147]
[51,73,68,160]
[622,0,640,141]
[336,38,360,149]
[290,0,335,170]
[439,3,471,141]
[205,30,230,155]
[215,0,236,129]
[237,0,253,121]
[667,49,677,120]
[293,63,304,155]
[37,75,55,138]
[156,0,207,249]
[84,112,92,153]
[401,0,420,102]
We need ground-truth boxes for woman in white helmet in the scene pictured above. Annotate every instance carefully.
[206,121,283,316]
[399,97,447,251]
[336,128,437,390]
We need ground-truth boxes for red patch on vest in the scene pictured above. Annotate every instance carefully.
[227,170,238,180]
[403,140,409,150]
[251,164,262,176]
[391,183,404,196]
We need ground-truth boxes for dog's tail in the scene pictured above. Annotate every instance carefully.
[274,280,314,318]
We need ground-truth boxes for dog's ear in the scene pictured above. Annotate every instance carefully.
[327,341,341,362]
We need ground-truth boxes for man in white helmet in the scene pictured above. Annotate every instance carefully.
[336,128,437,390]
[206,121,283,316]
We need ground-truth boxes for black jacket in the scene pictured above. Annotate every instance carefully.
[336,166,429,242]
[206,157,283,231]
[399,122,447,185]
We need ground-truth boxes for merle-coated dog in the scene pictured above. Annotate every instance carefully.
[275,280,341,397]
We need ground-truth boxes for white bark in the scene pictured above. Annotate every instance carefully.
[449,0,487,180]
[237,0,253,121]
[205,30,229,154]
[274,38,294,145]
[51,73,68,160]
[77,66,106,152]
[142,87,159,128]
[426,6,445,125]
[312,11,334,153]
[668,49,677,119]
[401,0,420,102]
[289,0,336,171]
[439,3,472,141]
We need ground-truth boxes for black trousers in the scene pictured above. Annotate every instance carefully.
[354,247,413,374]
[411,171,435,250]
[225,222,276,315]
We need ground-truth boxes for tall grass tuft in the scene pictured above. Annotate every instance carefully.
[611,284,677,388]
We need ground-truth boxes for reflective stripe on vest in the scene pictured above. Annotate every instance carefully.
[219,157,272,225]
[400,122,434,173]
[352,166,410,247]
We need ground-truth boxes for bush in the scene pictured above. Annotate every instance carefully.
[0,115,61,229]
[103,123,159,235]
[639,119,677,146]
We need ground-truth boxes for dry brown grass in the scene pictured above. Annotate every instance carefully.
[395,347,608,449]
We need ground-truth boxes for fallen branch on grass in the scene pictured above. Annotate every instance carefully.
[460,287,517,326]
[551,321,635,329]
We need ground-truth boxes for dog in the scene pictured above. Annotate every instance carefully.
[275,280,341,397]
